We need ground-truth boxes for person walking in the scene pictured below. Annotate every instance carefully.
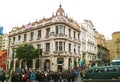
[74,69,79,82]
[22,72,27,82]
[30,71,36,82]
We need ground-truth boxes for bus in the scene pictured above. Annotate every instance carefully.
[83,65,120,79]
[111,58,120,65]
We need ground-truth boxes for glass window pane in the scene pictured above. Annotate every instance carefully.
[59,42,62,51]
[38,30,41,38]
[55,42,58,51]
[46,43,50,52]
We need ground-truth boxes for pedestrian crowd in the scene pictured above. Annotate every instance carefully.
[0,70,10,82]
[0,68,84,82]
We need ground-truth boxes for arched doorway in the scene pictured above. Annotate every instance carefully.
[15,60,20,73]
[10,60,13,70]
[15,60,20,68]
[57,58,64,72]
[68,58,72,71]
[36,59,41,71]
[74,58,77,69]
[44,59,50,72]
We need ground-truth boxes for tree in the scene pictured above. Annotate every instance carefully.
[15,44,39,68]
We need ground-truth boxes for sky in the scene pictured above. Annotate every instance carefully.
[0,0,120,39]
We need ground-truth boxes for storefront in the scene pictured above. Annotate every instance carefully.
[44,59,50,72]
[57,58,64,72]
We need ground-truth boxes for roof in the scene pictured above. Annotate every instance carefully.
[84,20,94,27]
[56,5,65,16]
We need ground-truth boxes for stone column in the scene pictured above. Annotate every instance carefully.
[32,59,36,71]
[64,57,68,70]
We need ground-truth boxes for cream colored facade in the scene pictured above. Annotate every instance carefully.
[110,31,120,61]
[79,20,97,67]
[8,5,81,71]
[0,34,8,50]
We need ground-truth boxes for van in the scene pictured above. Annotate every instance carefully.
[83,65,120,79]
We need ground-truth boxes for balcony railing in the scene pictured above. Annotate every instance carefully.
[45,35,50,38]
[53,51,67,56]
[23,40,26,43]
[54,33,67,38]
[36,37,41,40]
[44,51,50,55]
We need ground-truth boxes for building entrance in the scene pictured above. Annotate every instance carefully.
[57,58,64,72]
[44,59,50,72]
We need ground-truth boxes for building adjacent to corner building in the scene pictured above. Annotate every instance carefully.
[95,31,110,65]
[0,34,8,70]
[110,31,120,61]
[79,20,97,67]
[8,5,81,71]
[0,34,9,50]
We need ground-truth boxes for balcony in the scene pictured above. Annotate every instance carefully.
[23,40,26,43]
[44,51,50,55]
[45,35,50,39]
[68,52,72,56]
[53,51,67,56]
[69,36,72,39]
[29,39,33,42]
[36,37,41,40]
[54,33,67,39]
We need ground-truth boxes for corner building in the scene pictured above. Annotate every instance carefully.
[8,5,81,72]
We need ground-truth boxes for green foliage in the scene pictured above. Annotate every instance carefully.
[15,44,39,60]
